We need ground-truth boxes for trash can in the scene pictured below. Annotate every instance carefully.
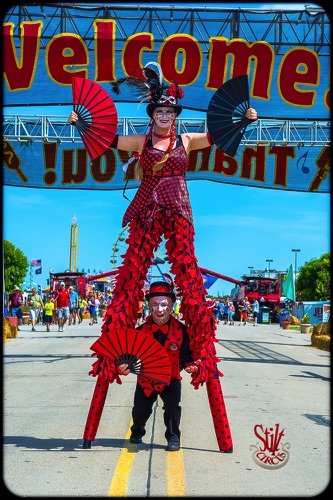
[279,313,290,327]
[260,306,271,324]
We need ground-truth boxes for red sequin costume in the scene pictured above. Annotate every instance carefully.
[83,135,233,452]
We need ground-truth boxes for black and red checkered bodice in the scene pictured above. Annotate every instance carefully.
[122,136,193,227]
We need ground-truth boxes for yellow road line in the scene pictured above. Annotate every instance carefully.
[107,425,135,497]
[167,446,186,496]
[107,422,186,497]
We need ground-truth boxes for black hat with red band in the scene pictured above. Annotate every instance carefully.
[145,281,176,303]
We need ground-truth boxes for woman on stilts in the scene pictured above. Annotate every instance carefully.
[69,62,257,452]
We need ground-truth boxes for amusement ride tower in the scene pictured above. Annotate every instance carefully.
[69,214,78,272]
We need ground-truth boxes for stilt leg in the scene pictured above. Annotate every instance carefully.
[83,217,163,441]
[206,377,233,452]
[83,377,109,441]
[165,214,220,384]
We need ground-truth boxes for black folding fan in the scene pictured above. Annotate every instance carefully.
[207,74,251,157]
[90,328,171,385]
[72,77,118,161]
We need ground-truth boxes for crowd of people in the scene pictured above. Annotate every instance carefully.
[205,295,262,325]
[5,283,114,332]
[6,282,263,332]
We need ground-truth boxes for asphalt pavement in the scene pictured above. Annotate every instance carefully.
[3,317,330,497]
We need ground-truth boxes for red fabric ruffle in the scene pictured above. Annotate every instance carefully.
[91,210,221,390]
[86,207,232,449]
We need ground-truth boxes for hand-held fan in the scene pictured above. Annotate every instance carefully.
[207,74,251,157]
[90,328,171,385]
[72,77,118,161]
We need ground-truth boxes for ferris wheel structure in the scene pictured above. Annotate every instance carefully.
[110,226,170,282]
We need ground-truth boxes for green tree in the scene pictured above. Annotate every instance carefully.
[3,240,29,293]
[296,252,330,301]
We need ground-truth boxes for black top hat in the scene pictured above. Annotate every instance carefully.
[111,62,184,119]
[145,281,176,303]
[146,88,183,118]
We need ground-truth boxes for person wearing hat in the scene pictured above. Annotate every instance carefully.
[122,280,199,451]
[83,279,199,451]
[7,285,24,329]
[52,282,71,332]
[72,63,254,452]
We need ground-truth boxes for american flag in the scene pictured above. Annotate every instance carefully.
[110,274,118,288]
[31,259,42,267]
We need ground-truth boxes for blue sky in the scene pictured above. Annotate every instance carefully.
[3,2,330,297]
[3,160,330,296]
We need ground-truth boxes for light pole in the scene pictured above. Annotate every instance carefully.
[49,268,53,293]
[266,259,273,277]
[292,249,301,297]
[248,266,254,275]
[292,249,300,281]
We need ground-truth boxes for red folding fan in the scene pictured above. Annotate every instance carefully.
[207,74,251,157]
[72,77,118,161]
[90,328,171,385]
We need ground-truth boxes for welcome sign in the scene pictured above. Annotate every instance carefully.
[3,4,330,192]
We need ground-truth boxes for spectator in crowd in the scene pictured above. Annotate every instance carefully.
[7,285,24,329]
[94,294,100,323]
[78,295,88,324]
[28,287,44,332]
[143,297,150,321]
[173,295,182,320]
[209,297,220,324]
[222,298,230,325]
[51,291,58,325]
[41,294,48,325]
[239,296,250,326]
[44,295,54,332]
[106,290,113,306]
[52,282,71,332]
[252,298,260,326]
[87,293,97,325]
[136,299,146,326]
[218,298,224,322]
[229,301,235,325]
[68,286,79,326]
[238,297,246,326]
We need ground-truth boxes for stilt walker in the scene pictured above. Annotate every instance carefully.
[69,63,257,451]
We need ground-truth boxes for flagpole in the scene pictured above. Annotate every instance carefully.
[29,262,33,289]
[291,249,300,301]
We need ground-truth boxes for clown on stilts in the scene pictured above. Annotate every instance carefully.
[69,62,258,452]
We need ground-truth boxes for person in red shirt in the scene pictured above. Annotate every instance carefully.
[52,282,72,332]
[7,285,24,329]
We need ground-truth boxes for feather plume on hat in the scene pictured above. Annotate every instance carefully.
[110,62,183,117]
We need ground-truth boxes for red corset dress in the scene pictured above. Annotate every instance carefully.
[122,136,194,227]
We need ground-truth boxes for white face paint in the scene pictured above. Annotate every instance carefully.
[153,108,175,129]
[148,295,173,325]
